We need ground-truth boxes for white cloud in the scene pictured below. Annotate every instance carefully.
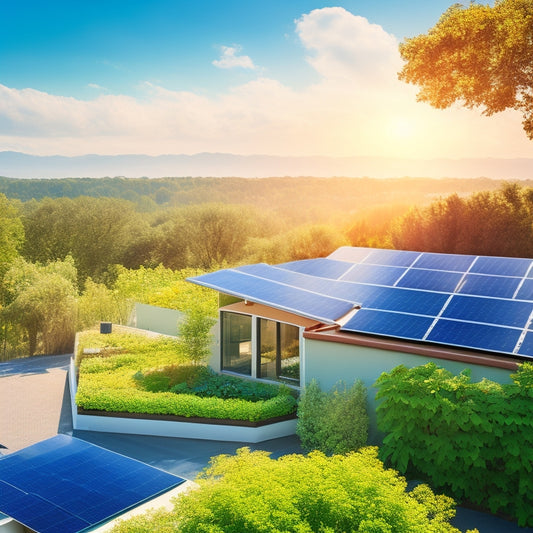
[0,7,530,160]
[212,45,255,70]
[88,83,107,91]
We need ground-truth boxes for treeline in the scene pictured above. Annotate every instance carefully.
[1,178,532,359]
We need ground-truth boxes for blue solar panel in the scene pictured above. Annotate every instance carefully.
[342,309,434,340]
[413,252,476,272]
[190,269,355,323]
[361,286,449,316]
[515,279,533,300]
[395,269,463,292]
[280,258,353,279]
[361,248,420,267]
[427,320,521,354]
[457,274,521,299]
[442,295,533,328]
[469,256,532,277]
[0,435,185,533]
[517,332,533,358]
[340,264,406,285]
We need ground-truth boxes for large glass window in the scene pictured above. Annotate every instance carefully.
[258,319,300,383]
[221,312,252,375]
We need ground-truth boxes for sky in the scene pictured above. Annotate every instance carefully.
[1,0,532,160]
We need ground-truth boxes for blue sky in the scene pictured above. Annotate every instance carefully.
[1,1,529,159]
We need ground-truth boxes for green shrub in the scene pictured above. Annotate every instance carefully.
[374,362,533,527]
[296,378,369,454]
[111,447,477,533]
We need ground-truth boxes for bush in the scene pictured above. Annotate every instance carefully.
[374,362,533,527]
[296,378,368,454]
[111,447,477,533]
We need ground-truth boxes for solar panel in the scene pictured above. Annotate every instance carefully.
[280,258,353,279]
[0,435,185,533]
[457,274,521,299]
[190,269,355,323]
[412,252,476,272]
[187,246,533,359]
[340,264,406,285]
[395,269,463,293]
[442,295,533,328]
[426,320,522,354]
[515,279,533,300]
[517,332,533,358]
[342,309,434,340]
[469,256,532,277]
[361,248,420,267]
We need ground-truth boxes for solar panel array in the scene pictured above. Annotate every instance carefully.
[0,435,185,533]
[188,246,533,359]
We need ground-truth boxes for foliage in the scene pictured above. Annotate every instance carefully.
[77,279,128,330]
[137,364,285,402]
[75,332,296,421]
[3,257,78,355]
[374,362,533,527]
[0,194,24,280]
[297,378,369,455]
[391,183,533,257]
[112,447,476,533]
[22,196,148,283]
[398,0,533,139]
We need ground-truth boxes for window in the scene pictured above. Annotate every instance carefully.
[258,319,300,383]
[220,311,300,384]
[221,312,252,375]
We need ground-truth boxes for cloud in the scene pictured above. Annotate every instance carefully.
[0,7,530,160]
[88,83,107,91]
[212,45,255,69]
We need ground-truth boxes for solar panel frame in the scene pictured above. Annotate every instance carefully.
[395,268,463,293]
[469,256,532,277]
[411,252,476,272]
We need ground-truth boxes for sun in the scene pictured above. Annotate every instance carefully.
[388,117,416,140]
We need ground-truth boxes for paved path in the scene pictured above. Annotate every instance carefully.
[0,354,71,454]
[1,354,532,532]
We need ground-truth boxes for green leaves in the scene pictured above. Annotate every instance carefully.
[113,447,467,533]
[374,362,533,526]
[296,379,369,455]
[399,0,533,140]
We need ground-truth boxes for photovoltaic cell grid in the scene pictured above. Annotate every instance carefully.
[187,246,533,359]
[0,435,185,533]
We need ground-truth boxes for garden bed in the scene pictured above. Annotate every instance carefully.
[71,330,298,441]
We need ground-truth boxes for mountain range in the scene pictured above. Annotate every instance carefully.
[1,151,533,180]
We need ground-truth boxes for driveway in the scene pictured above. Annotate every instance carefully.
[1,354,532,533]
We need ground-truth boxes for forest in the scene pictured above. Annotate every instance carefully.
[0,175,532,360]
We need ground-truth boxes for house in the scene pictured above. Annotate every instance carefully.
[188,246,533,441]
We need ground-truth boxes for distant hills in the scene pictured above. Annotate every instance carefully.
[1,151,533,180]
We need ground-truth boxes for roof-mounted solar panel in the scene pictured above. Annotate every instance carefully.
[457,274,521,299]
[340,264,406,285]
[412,252,476,272]
[190,268,355,323]
[361,248,420,267]
[469,256,531,277]
[279,257,353,280]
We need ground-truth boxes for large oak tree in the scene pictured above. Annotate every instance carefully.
[399,0,533,138]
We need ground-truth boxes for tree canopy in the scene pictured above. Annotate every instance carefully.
[398,0,533,139]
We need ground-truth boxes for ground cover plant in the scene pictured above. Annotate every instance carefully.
[375,362,533,527]
[110,446,477,533]
[75,331,296,422]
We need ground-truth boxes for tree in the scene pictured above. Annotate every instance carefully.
[3,257,78,356]
[398,0,533,139]
[22,197,148,284]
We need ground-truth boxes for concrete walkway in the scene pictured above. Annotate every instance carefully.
[1,354,532,532]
